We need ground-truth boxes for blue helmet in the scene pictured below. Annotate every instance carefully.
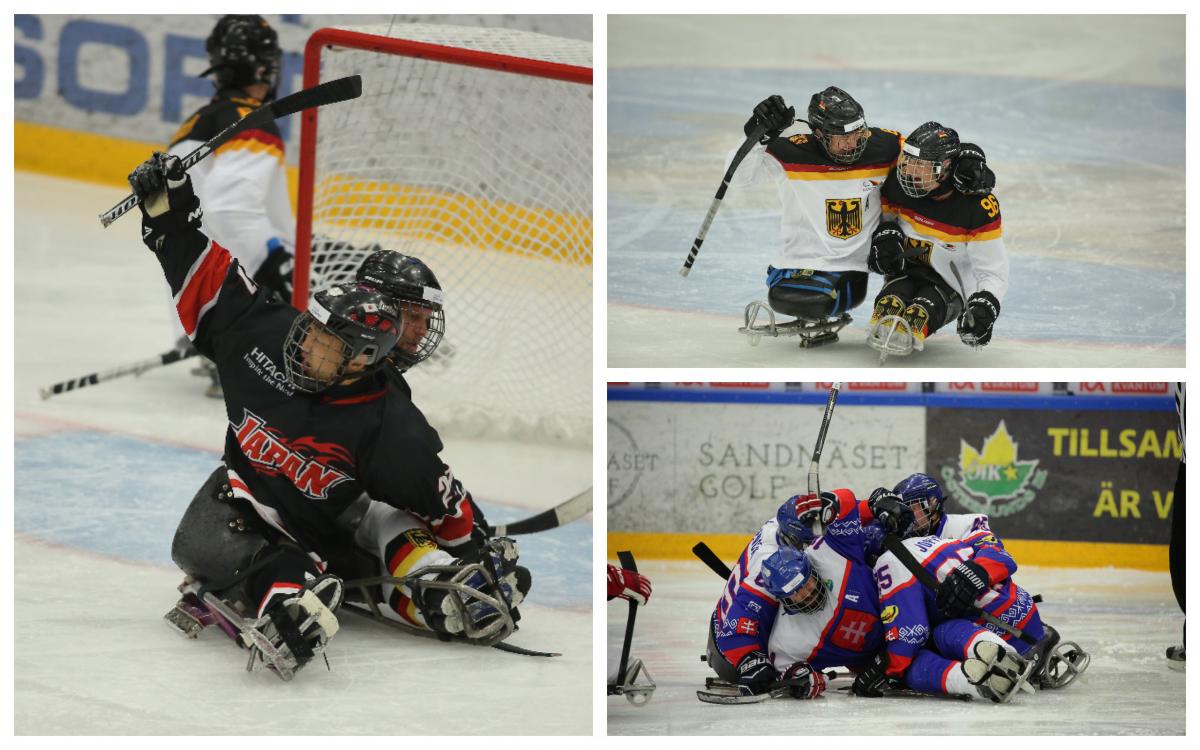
[892,473,945,537]
[761,547,827,614]
[776,494,822,550]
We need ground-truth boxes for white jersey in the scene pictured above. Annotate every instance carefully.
[937,513,994,542]
[726,127,902,272]
[167,90,295,280]
[765,533,882,672]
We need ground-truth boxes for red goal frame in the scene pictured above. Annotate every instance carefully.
[292,27,593,308]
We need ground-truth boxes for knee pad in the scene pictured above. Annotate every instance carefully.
[766,268,865,320]
[171,465,271,587]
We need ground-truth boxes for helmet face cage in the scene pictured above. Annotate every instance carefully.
[897,123,960,198]
[897,149,951,199]
[813,121,869,164]
[205,15,281,91]
[763,548,828,615]
[388,303,446,373]
[283,286,402,393]
[894,473,945,536]
[355,250,446,373]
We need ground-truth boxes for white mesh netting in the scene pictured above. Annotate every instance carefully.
[300,24,592,446]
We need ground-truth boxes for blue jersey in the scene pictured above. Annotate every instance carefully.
[873,535,1042,675]
[710,518,785,668]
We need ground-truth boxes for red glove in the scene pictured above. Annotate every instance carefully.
[781,662,827,700]
[607,564,652,605]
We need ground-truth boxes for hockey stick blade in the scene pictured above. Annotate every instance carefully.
[99,75,363,227]
[40,346,199,400]
[485,487,591,536]
[269,74,362,118]
[692,541,733,579]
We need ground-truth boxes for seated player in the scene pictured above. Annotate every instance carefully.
[865,122,1007,358]
[129,153,526,680]
[731,87,895,348]
[870,530,1089,698]
[708,489,888,696]
[705,492,836,693]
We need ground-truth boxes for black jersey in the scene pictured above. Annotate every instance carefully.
[169,87,284,155]
[144,216,477,563]
[878,172,1009,302]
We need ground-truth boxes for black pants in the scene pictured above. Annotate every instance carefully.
[875,266,963,335]
[766,267,868,321]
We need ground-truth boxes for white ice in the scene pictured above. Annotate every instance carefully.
[607,561,1184,736]
[15,172,592,735]
[607,16,1184,367]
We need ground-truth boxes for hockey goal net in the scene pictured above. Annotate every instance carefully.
[295,24,592,446]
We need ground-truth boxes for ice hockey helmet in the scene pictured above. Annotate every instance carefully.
[283,283,402,393]
[761,547,828,614]
[355,249,446,371]
[897,122,961,198]
[806,86,869,164]
[201,15,282,92]
[892,472,946,536]
[776,493,827,550]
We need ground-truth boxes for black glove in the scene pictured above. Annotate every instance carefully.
[735,651,779,695]
[851,650,901,697]
[952,143,996,196]
[957,290,1001,347]
[128,151,202,250]
[867,222,907,276]
[779,662,827,700]
[871,494,915,537]
[936,560,992,618]
[253,238,294,303]
[744,94,794,141]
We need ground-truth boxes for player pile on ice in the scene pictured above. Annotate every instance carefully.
[130,146,531,681]
[703,474,1089,703]
[729,87,1008,361]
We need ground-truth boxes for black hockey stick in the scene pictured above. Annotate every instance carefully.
[615,550,640,688]
[484,487,591,536]
[99,75,363,227]
[880,534,1038,646]
[692,541,732,579]
[679,123,769,277]
[808,382,841,499]
[39,345,200,400]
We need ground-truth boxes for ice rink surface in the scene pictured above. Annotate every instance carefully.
[607,561,1184,736]
[608,16,1185,367]
[14,172,592,735]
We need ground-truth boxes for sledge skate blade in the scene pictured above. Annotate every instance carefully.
[739,302,849,349]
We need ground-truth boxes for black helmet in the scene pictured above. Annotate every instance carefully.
[806,86,869,164]
[897,121,961,198]
[355,249,446,372]
[201,15,281,92]
[283,283,402,393]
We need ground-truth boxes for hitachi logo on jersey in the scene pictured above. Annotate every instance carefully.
[233,409,352,500]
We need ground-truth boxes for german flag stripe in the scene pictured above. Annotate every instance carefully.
[215,129,285,162]
[388,588,423,626]
[779,161,892,181]
[884,199,1003,242]
[175,240,231,337]
[386,539,440,580]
